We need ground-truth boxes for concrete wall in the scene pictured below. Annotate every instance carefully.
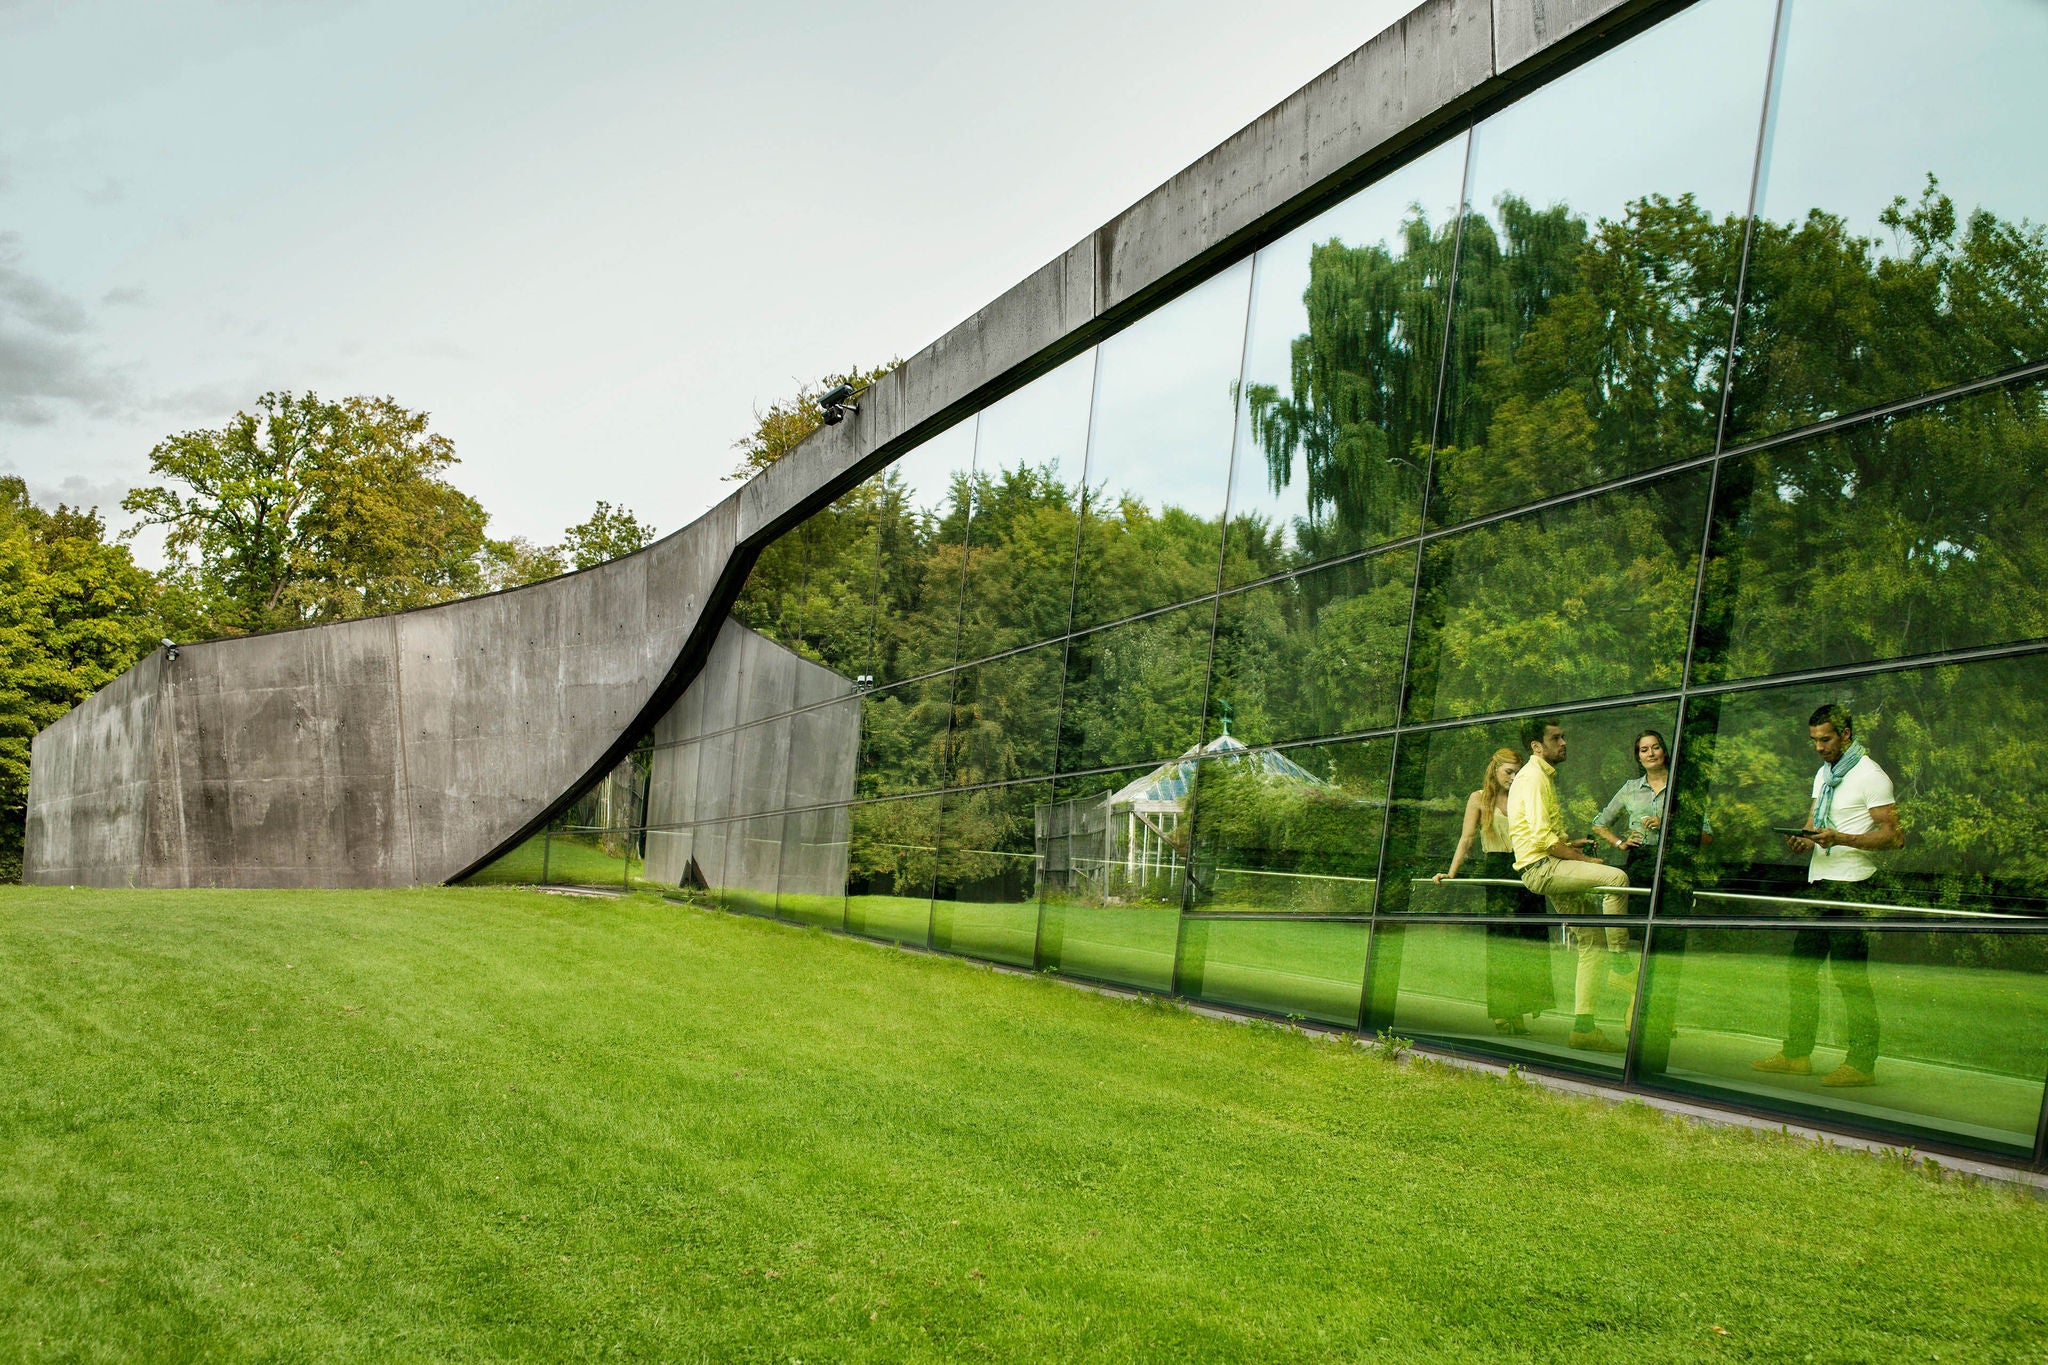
[642,619,861,898]
[24,0,1650,888]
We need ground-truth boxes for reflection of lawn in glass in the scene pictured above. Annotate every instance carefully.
[932,898,1039,967]
[775,892,846,930]
[1382,925,1630,1075]
[460,833,641,888]
[1644,949,2048,1154]
[846,895,932,946]
[1041,900,1182,993]
[1179,918,1368,1026]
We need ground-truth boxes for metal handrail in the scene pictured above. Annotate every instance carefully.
[1214,867,1378,885]
[1688,889,2032,922]
[1415,876,1650,896]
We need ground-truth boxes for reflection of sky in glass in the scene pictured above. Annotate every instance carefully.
[1468,0,1775,224]
[973,347,1095,489]
[1232,135,1468,558]
[886,415,977,522]
[1761,0,2048,243]
[1083,257,1252,521]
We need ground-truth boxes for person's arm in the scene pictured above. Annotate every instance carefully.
[1434,792,1485,882]
[1786,797,1820,853]
[1810,804,1904,852]
[1546,837,1601,862]
[1590,787,1634,852]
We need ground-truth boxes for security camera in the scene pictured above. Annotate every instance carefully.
[161,638,180,662]
[820,382,859,426]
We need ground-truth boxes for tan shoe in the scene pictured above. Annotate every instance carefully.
[1819,1064,1876,1087]
[1751,1052,1812,1075]
[1568,1029,1625,1053]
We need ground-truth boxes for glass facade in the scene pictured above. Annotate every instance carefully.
[464,0,2048,1166]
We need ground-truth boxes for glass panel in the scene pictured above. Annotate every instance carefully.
[855,673,954,798]
[1035,768,1185,991]
[932,782,1048,968]
[784,693,862,810]
[1071,260,1252,630]
[1176,918,1370,1027]
[681,821,733,902]
[957,350,1093,662]
[542,755,647,889]
[1431,0,1775,526]
[722,815,784,918]
[731,477,882,680]
[872,419,977,685]
[1206,549,1413,748]
[1695,380,2048,685]
[1364,920,1640,1075]
[844,796,937,945]
[778,804,850,929]
[729,716,793,817]
[1730,0,2048,444]
[642,826,696,891]
[1227,137,1466,584]
[1186,737,1392,916]
[943,640,1066,788]
[1057,602,1215,777]
[1637,926,2048,1158]
[455,830,551,886]
[1406,469,1709,725]
[1383,700,1678,917]
[1662,656,2048,920]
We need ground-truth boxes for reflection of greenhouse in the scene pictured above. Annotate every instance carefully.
[1037,734,1325,901]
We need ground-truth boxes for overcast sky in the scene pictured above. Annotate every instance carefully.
[0,0,1424,563]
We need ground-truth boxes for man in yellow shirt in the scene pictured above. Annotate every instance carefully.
[1505,715,1632,1053]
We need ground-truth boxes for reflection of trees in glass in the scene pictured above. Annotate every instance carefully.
[1210,557,1411,747]
[1244,213,1456,555]
[1058,608,1214,776]
[1731,179,2048,440]
[1700,380,2048,683]
[1256,180,2048,545]
[847,799,937,898]
[1186,746,1387,913]
[1409,474,1706,723]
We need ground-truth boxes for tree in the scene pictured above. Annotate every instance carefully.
[560,501,656,570]
[122,391,492,636]
[726,363,900,483]
[0,479,161,879]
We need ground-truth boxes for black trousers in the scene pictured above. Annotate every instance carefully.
[1783,922,1880,1073]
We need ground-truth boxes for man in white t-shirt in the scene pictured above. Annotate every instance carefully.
[1753,704,1904,1088]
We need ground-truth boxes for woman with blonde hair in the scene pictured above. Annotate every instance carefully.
[1435,746,1555,1034]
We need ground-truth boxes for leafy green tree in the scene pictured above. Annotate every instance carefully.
[0,479,161,879]
[560,501,656,569]
[122,391,492,636]
[480,536,567,591]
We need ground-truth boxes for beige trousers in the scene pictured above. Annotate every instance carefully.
[1521,856,1632,1017]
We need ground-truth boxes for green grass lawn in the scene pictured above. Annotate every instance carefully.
[3,887,2045,1362]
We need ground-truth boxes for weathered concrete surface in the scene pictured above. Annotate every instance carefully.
[23,652,162,885]
[26,0,1654,888]
[642,619,860,896]
[25,499,747,887]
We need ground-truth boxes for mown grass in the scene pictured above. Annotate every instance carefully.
[1,885,2044,1363]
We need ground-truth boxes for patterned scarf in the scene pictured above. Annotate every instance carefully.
[1814,741,1867,830]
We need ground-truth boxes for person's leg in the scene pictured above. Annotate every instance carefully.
[1784,926,1826,1062]
[1536,861,1630,1048]
[1827,927,1880,1078]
